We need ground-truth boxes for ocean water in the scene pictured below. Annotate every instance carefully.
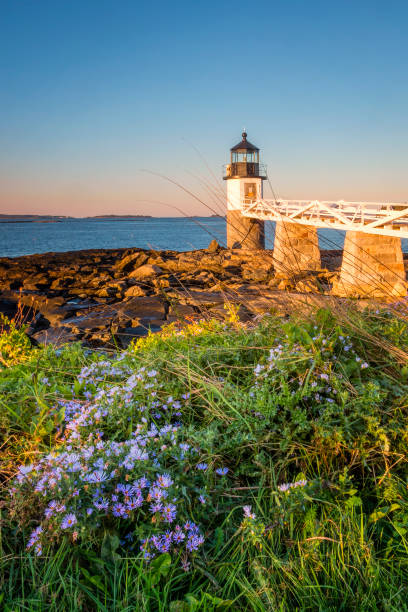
[1,216,406,259]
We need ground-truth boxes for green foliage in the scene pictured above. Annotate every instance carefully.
[3,305,408,610]
[0,313,33,368]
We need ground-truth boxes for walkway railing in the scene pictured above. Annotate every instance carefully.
[240,199,408,238]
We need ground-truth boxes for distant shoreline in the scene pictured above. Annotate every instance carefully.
[0,219,62,224]
[0,215,224,223]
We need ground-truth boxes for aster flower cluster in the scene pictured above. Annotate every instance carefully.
[10,356,219,567]
[56,361,185,444]
[77,359,132,385]
[140,521,204,562]
[249,326,370,412]
[278,479,308,492]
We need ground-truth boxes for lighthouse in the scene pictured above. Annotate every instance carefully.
[223,132,266,249]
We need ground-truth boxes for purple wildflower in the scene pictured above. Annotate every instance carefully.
[216,467,229,476]
[156,473,173,488]
[162,503,177,523]
[61,513,77,529]
[27,525,43,549]
[149,501,163,514]
[112,503,128,518]
[186,533,204,552]
[126,496,143,511]
[243,505,256,519]
[93,497,109,511]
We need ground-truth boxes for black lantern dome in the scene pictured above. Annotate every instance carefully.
[230,131,259,152]
[224,132,266,180]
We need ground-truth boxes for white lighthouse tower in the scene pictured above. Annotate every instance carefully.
[223,132,266,249]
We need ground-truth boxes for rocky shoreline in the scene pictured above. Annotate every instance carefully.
[1,243,405,349]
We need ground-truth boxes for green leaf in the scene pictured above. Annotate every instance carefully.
[184,594,200,609]
[150,552,172,580]
[345,496,362,509]
[101,532,120,564]
[203,593,234,609]
[81,568,105,592]
[44,418,55,434]
[369,509,388,523]
[214,527,224,554]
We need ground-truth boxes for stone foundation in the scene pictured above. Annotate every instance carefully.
[226,210,265,250]
[332,231,407,298]
[273,221,321,276]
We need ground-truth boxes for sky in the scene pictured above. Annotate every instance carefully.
[1,0,407,217]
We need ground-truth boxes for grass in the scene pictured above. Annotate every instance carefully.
[2,301,408,610]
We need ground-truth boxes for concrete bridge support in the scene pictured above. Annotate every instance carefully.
[332,231,407,298]
[272,221,321,276]
[227,210,265,250]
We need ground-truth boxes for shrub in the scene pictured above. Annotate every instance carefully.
[0,313,33,368]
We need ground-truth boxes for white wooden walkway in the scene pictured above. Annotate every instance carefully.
[241,199,408,238]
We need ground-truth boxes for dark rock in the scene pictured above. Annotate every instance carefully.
[295,278,322,293]
[207,239,220,253]
[0,297,19,319]
[167,289,225,308]
[116,251,149,273]
[114,297,166,323]
[62,308,118,333]
[32,326,80,347]
[25,313,50,335]
[85,330,115,347]
[242,268,270,283]
[23,274,50,291]
[50,276,75,290]
[117,321,166,348]
[124,285,148,297]
[167,304,197,323]
[128,264,163,281]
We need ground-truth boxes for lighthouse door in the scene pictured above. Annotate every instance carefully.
[244,183,257,202]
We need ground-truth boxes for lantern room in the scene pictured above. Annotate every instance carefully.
[223,132,266,179]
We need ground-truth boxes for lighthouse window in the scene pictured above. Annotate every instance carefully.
[231,151,259,163]
[244,183,257,201]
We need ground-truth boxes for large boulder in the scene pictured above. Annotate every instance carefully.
[124,285,148,297]
[32,326,79,347]
[50,276,75,290]
[128,264,163,281]
[167,289,225,308]
[116,252,148,273]
[116,321,166,348]
[207,239,221,253]
[114,297,166,323]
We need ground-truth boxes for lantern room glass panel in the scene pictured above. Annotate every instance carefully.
[231,151,259,163]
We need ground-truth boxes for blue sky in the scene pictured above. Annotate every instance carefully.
[1,0,407,216]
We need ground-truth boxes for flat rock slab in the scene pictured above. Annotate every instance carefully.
[117,321,166,348]
[167,289,226,307]
[62,309,119,332]
[32,326,79,347]
[113,297,166,321]
[128,264,163,280]
[116,251,149,272]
